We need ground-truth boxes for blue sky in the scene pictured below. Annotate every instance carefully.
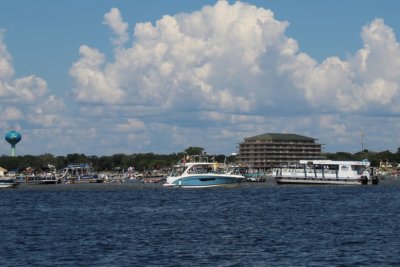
[1,0,400,156]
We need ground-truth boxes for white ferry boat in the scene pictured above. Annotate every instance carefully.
[164,155,245,188]
[273,159,379,185]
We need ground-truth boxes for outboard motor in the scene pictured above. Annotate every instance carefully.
[371,176,379,185]
[359,176,368,185]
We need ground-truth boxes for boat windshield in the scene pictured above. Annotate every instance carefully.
[169,166,186,177]
[187,165,214,174]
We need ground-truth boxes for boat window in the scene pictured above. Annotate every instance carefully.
[199,178,216,181]
[352,165,366,175]
[326,165,339,170]
[186,165,213,174]
[340,165,349,171]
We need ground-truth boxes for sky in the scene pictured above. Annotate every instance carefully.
[1,0,400,156]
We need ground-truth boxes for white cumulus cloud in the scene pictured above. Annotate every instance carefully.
[0,31,66,154]
[67,1,400,154]
[0,31,14,80]
[70,0,295,113]
[103,7,129,47]
[285,18,400,113]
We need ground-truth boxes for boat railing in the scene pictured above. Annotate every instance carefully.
[25,173,58,181]
[189,155,209,163]
[281,168,303,174]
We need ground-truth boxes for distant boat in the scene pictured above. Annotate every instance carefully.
[225,165,268,182]
[24,174,62,185]
[164,155,245,188]
[24,165,62,185]
[61,163,103,183]
[0,176,18,188]
[272,159,379,185]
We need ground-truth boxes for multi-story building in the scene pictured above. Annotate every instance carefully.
[236,133,324,169]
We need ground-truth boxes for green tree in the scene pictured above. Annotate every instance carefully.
[184,147,205,155]
[38,153,56,167]
[66,153,88,164]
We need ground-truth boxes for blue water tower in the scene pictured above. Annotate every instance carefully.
[5,130,22,157]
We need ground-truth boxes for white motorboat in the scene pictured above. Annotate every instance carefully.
[0,176,18,188]
[164,155,245,188]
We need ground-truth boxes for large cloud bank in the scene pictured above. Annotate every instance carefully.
[69,1,400,153]
[3,0,400,155]
[71,1,400,112]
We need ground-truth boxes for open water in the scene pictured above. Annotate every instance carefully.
[0,179,400,266]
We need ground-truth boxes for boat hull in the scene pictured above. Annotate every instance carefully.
[25,180,60,185]
[25,177,62,185]
[275,177,363,185]
[0,179,19,188]
[164,175,244,188]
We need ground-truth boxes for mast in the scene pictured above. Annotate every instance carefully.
[361,127,365,152]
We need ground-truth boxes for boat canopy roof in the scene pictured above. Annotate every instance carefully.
[174,162,216,168]
[298,159,370,166]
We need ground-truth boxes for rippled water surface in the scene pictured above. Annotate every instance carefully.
[1,179,400,266]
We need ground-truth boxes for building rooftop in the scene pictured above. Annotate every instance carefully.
[245,133,317,142]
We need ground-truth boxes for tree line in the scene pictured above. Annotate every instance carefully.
[0,147,233,172]
[0,147,399,172]
[324,149,400,167]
